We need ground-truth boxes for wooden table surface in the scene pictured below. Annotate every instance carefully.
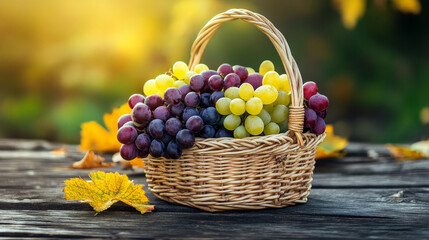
[0,139,428,239]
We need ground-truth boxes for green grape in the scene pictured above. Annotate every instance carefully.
[245,97,263,115]
[155,74,174,91]
[262,71,281,90]
[278,119,288,133]
[173,80,186,88]
[223,114,241,131]
[247,67,255,74]
[239,83,254,101]
[184,71,196,85]
[274,91,291,106]
[172,61,189,80]
[258,109,271,126]
[143,79,158,96]
[254,85,278,104]
[264,122,280,135]
[271,105,288,123]
[195,63,209,74]
[225,87,240,99]
[245,115,264,135]
[279,74,291,93]
[230,98,246,115]
[263,103,274,113]
[259,60,274,76]
[215,97,232,115]
[234,125,250,138]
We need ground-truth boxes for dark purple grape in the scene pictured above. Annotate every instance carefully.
[201,107,220,125]
[165,118,183,136]
[200,93,211,107]
[164,87,182,105]
[223,73,241,90]
[117,125,138,144]
[160,133,172,146]
[198,125,216,138]
[199,108,206,118]
[149,139,164,158]
[210,91,224,106]
[144,95,164,111]
[184,92,200,107]
[147,119,165,139]
[186,116,204,133]
[118,114,132,129]
[309,94,329,112]
[178,84,191,100]
[317,109,327,119]
[168,102,185,117]
[201,81,212,93]
[189,74,205,92]
[166,140,182,159]
[243,73,263,90]
[217,63,233,77]
[208,75,223,91]
[312,116,326,135]
[215,127,233,138]
[137,149,149,158]
[176,129,195,149]
[182,107,198,122]
[131,103,151,126]
[135,133,151,152]
[201,70,219,81]
[233,65,248,81]
[153,106,170,122]
[120,143,138,160]
[303,81,318,100]
[128,94,145,109]
[304,108,318,128]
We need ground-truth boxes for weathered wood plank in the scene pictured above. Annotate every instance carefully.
[1,140,428,239]
[1,208,428,239]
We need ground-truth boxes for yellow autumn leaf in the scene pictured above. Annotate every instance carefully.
[63,171,154,215]
[333,0,366,29]
[80,103,131,153]
[316,125,348,159]
[70,151,115,169]
[387,139,429,161]
[392,0,421,14]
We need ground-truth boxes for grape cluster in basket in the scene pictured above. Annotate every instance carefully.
[303,81,329,135]
[117,60,329,160]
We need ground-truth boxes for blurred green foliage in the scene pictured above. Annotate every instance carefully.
[0,0,427,143]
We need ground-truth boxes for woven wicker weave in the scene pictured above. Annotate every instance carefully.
[143,9,326,212]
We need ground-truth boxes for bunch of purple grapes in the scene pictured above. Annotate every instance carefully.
[117,64,260,160]
[303,81,329,135]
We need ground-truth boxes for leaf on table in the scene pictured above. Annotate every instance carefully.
[316,125,348,159]
[112,152,144,170]
[63,171,154,215]
[50,147,67,156]
[70,151,115,169]
[387,139,429,161]
[80,103,131,153]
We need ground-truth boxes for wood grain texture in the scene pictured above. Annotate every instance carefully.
[0,139,428,239]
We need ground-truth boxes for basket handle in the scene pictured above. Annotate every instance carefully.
[189,9,305,145]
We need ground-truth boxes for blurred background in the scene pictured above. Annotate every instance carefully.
[0,0,427,144]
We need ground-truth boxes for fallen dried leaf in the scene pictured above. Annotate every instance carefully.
[387,139,429,161]
[70,151,115,169]
[64,171,154,215]
[316,125,348,159]
[51,147,67,156]
[80,103,131,153]
[112,152,144,170]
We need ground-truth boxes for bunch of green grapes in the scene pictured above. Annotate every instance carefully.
[215,60,292,138]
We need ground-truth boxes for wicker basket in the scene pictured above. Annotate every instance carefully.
[143,9,326,212]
